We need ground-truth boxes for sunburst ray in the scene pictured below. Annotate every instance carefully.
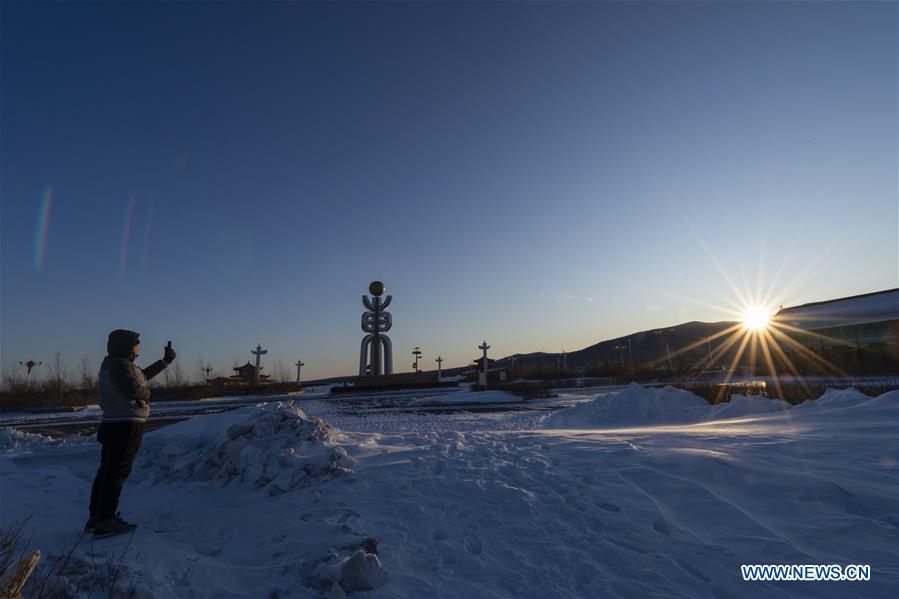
[767,327,849,377]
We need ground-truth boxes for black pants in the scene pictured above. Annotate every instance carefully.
[89,421,144,522]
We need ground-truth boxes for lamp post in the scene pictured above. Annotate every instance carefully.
[412,347,422,373]
[614,345,627,371]
[656,329,673,373]
[628,339,634,374]
[436,355,443,380]
[295,360,305,385]
[251,344,267,386]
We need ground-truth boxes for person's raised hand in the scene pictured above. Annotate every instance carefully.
[163,341,176,364]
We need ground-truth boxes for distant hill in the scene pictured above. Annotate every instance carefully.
[495,320,736,372]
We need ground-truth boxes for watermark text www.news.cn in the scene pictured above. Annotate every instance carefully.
[741,564,871,582]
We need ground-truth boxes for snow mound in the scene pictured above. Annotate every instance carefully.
[545,384,898,429]
[546,384,711,428]
[709,394,791,419]
[800,386,873,409]
[139,401,353,493]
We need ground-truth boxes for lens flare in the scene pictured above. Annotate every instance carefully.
[742,306,771,331]
[141,202,154,276]
[34,185,53,269]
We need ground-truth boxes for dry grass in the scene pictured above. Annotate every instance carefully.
[3,516,141,598]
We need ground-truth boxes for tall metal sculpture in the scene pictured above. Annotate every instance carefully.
[412,347,422,373]
[436,355,444,380]
[359,281,393,376]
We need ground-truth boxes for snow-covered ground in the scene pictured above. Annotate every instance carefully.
[2,385,897,598]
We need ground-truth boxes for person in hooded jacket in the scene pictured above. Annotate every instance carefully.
[87,329,176,539]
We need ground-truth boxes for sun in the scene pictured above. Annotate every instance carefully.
[742,306,771,331]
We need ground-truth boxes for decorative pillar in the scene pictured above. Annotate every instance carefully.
[359,281,393,376]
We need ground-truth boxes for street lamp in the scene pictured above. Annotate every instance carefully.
[655,329,674,373]
[614,345,627,371]
[411,347,422,373]
[295,360,305,385]
[19,360,41,386]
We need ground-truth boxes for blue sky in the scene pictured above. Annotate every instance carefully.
[2,1,896,380]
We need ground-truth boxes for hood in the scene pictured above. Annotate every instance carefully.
[107,329,140,360]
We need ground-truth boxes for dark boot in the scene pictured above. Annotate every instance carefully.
[93,514,137,539]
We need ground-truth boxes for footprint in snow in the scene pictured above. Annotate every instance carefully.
[598,502,621,512]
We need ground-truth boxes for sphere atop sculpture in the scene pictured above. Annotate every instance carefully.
[369,281,386,297]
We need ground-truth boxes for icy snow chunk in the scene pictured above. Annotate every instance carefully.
[0,427,82,451]
[0,427,47,449]
[306,545,388,594]
[138,401,353,491]
[339,549,389,591]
